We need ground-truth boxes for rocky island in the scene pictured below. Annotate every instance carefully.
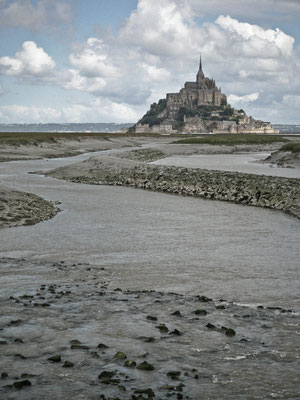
[132,57,278,135]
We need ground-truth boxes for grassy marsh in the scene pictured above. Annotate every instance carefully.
[172,134,288,146]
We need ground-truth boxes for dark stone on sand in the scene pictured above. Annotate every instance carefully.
[221,327,236,336]
[10,320,22,325]
[71,344,89,350]
[0,340,7,345]
[144,337,156,343]
[114,351,127,360]
[171,310,182,317]
[1,372,8,379]
[14,338,24,343]
[206,323,216,330]
[99,371,116,379]
[194,309,207,315]
[216,305,226,310]
[48,354,61,362]
[137,361,155,371]
[124,360,137,368]
[156,323,169,332]
[70,339,81,345]
[97,343,109,349]
[63,361,74,368]
[13,380,32,389]
[14,353,26,359]
[169,329,182,336]
[167,371,181,380]
[98,371,121,385]
[197,295,212,302]
[146,315,157,321]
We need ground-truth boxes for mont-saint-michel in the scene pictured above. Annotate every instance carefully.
[133,57,279,135]
[0,1,300,399]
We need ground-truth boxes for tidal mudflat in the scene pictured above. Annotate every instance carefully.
[0,135,300,399]
[1,257,299,400]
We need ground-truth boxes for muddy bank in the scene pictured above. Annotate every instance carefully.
[0,185,60,228]
[0,135,152,162]
[0,257,299,400]
[262,150,300,168]
[0,133,287,163]
[46,154,300,219]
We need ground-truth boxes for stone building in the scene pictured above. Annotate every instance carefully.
[166,57,226,119]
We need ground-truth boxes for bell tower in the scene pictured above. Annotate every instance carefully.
[196,54,205,84]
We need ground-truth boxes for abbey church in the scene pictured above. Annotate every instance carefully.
[166,57,227,119]
[133,57,278,134]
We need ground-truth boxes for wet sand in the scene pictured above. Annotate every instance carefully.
[0,185,60,228]
[1,257,299,400]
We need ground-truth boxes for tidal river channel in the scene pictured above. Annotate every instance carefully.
[1,151,300,400]
[0,151,299,308]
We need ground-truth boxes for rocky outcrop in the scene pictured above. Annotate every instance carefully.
[47,155,300,219]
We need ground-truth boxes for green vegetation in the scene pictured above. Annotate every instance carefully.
[172,134,288,146]
[138,98,167,127]
[0,131,117,145]
[279,142,300,153]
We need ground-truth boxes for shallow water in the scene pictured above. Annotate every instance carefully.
[1,153,300,399]
[151,152,300,178]
[0,153,299,309]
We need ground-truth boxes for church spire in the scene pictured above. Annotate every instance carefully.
[199,54,202,71]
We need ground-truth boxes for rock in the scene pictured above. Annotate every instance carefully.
[98,371,115,379]
[206,323,216,330]
[1,372,8,379]
[124,360,136,368]
[156,323,169,333]
[215,305,226,310]
[114,351,127,360]
[14,338,24,343]
[197,295,212,302]
[9,319,22,325]
[13,380,32,389]
[63,361,74,368]
[48,354,61,362]
[118,385,126,391]
[137,361,155,371]
[169,329,182,336]
[171,310,182,317]
[193,309,207,315]
[167,371,181,380]
[97,343,109,349]
[70,339,81,345]
[71,344,89,350]
[146,315,157,321]
[221,326,236,336]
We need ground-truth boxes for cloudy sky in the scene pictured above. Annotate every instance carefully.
[0,0,300,124]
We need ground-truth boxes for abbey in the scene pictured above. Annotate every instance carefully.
[133,57,278,134]
[166,57,227,119]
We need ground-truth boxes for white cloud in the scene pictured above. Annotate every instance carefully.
[0,105,61,123]
[0,100,140,124]
[0,0,72,32]
[1,0,300,124]
[228,92,260,106]
[0,41,56,78]
[69,38,118,78]
[216,15,294,56]
[120,0,197,58]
